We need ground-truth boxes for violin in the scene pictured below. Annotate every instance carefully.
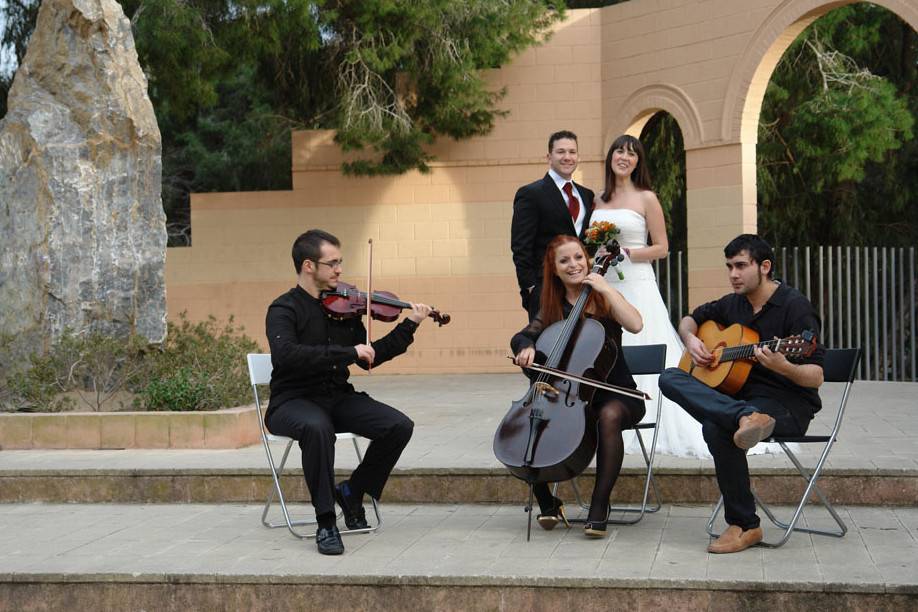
[493,240,647,492]
[321,281,451,327]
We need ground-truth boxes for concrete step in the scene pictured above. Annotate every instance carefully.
[1,503,916,611]
[2,465,916,505]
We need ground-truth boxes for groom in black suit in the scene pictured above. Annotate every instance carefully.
[511,130,594,320]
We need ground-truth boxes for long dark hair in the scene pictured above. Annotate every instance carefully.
[600,134,653,203]
[539,235,609,326]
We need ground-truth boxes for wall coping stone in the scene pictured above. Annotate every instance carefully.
[0,405,260,450]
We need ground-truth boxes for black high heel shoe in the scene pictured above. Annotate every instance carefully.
[583,520,608,538]
[536,496,570,531]
[584,504,609,538]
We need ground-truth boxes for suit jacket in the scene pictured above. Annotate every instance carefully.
[510,173,594,292]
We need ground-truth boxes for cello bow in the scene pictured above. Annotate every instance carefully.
[509,358,651,401]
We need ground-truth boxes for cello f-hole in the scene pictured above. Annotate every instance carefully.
[559,379,576,407]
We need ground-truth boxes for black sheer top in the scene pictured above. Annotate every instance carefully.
[511,300,643,418]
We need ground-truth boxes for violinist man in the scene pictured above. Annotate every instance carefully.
[511,130,594,321]
[658,234,825,554]
[265,229,432,555]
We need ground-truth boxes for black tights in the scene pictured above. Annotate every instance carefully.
[534,400,630,522]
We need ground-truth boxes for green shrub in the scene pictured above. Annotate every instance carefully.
[134,313,259,411]
[0,313,259,412]
[138,367,207,412]
[2,330,147,412]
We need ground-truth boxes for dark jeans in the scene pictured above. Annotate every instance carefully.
[266,391,414,516]
[658,368,807,530]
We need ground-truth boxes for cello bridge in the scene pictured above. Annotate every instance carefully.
[533,381,559,400]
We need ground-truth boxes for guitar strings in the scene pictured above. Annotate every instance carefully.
[713,337,806,361]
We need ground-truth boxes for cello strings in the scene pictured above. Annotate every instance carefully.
[539,278,592,388]
[527,251,610,390]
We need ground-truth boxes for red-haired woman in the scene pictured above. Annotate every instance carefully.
[511,235,644,537]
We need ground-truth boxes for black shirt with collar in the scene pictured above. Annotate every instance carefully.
[689,282,825,423]
[265,285,419,414]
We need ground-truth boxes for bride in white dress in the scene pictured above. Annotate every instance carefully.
[590,135,777,458]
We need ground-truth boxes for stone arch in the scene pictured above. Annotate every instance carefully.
[722,0,918,144]
[605,83,703,152]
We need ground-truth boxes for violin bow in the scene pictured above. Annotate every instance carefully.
[508,357,651,401]
[366,238,373,374]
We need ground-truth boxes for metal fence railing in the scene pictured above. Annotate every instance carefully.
[654,246,917,382]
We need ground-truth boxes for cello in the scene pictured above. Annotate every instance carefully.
[492,240,648,538]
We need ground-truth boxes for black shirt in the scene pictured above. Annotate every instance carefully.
[265,285,418,413]
[690,282,825,422]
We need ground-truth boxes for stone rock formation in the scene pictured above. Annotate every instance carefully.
[0,0,166,371]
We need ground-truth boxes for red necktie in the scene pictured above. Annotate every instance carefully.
[563,182,579,222]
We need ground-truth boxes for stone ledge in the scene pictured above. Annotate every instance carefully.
[0,470,915,505]
[6,571,918,593]
[1,576,915,612]
[0,405,259,449]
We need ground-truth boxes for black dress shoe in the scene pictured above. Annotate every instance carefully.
[316,525,344,555]
[335,481,369,530]
[536,496,570,531]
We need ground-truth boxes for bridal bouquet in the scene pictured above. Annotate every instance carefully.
[583,220,620,253]
[583,220,625,280]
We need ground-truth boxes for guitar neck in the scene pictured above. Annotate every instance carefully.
[718,338,788,362]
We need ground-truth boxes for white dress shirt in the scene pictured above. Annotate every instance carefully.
[548,168,586,236]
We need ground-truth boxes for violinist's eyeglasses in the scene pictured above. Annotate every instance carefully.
[314,258,343,269]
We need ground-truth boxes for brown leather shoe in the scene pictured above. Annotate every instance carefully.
[733,412,776,450]
[707,525,763,553]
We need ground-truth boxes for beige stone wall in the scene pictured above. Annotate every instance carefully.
[167,10,604,374]
[166,1,918,373]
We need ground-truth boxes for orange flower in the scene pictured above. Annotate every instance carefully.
[583,221,620,246]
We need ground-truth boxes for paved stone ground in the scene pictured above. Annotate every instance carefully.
[1,374,915,473]
[2,375,916,600]
[1,502,915,590]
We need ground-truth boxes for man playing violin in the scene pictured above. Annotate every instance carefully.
[265,229,432,555]
[658,234,825,553]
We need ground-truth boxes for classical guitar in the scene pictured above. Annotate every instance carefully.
[677,321,817,394]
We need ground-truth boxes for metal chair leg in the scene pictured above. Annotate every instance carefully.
[749,443,846,548]
[705,444,846,547]
[260,436,383,539]
[561,427,661,526]
[526,483,535,541]
[606,428,662,523]
[342,436,382,535]
[261,439,315,538]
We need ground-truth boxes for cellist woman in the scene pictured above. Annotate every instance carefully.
[511,235,644,537]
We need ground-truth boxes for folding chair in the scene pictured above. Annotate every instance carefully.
[246,353,382,540]
[706,347,861,547]
[559,344,666,526]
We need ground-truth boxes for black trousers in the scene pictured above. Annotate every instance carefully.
[658,368,806,530]
[521,282,542,322]
[265,390,414,516]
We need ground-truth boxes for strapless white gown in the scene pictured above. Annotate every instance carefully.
[589,208,782,458]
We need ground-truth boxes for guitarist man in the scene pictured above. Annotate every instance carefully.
[658,234,825,554]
